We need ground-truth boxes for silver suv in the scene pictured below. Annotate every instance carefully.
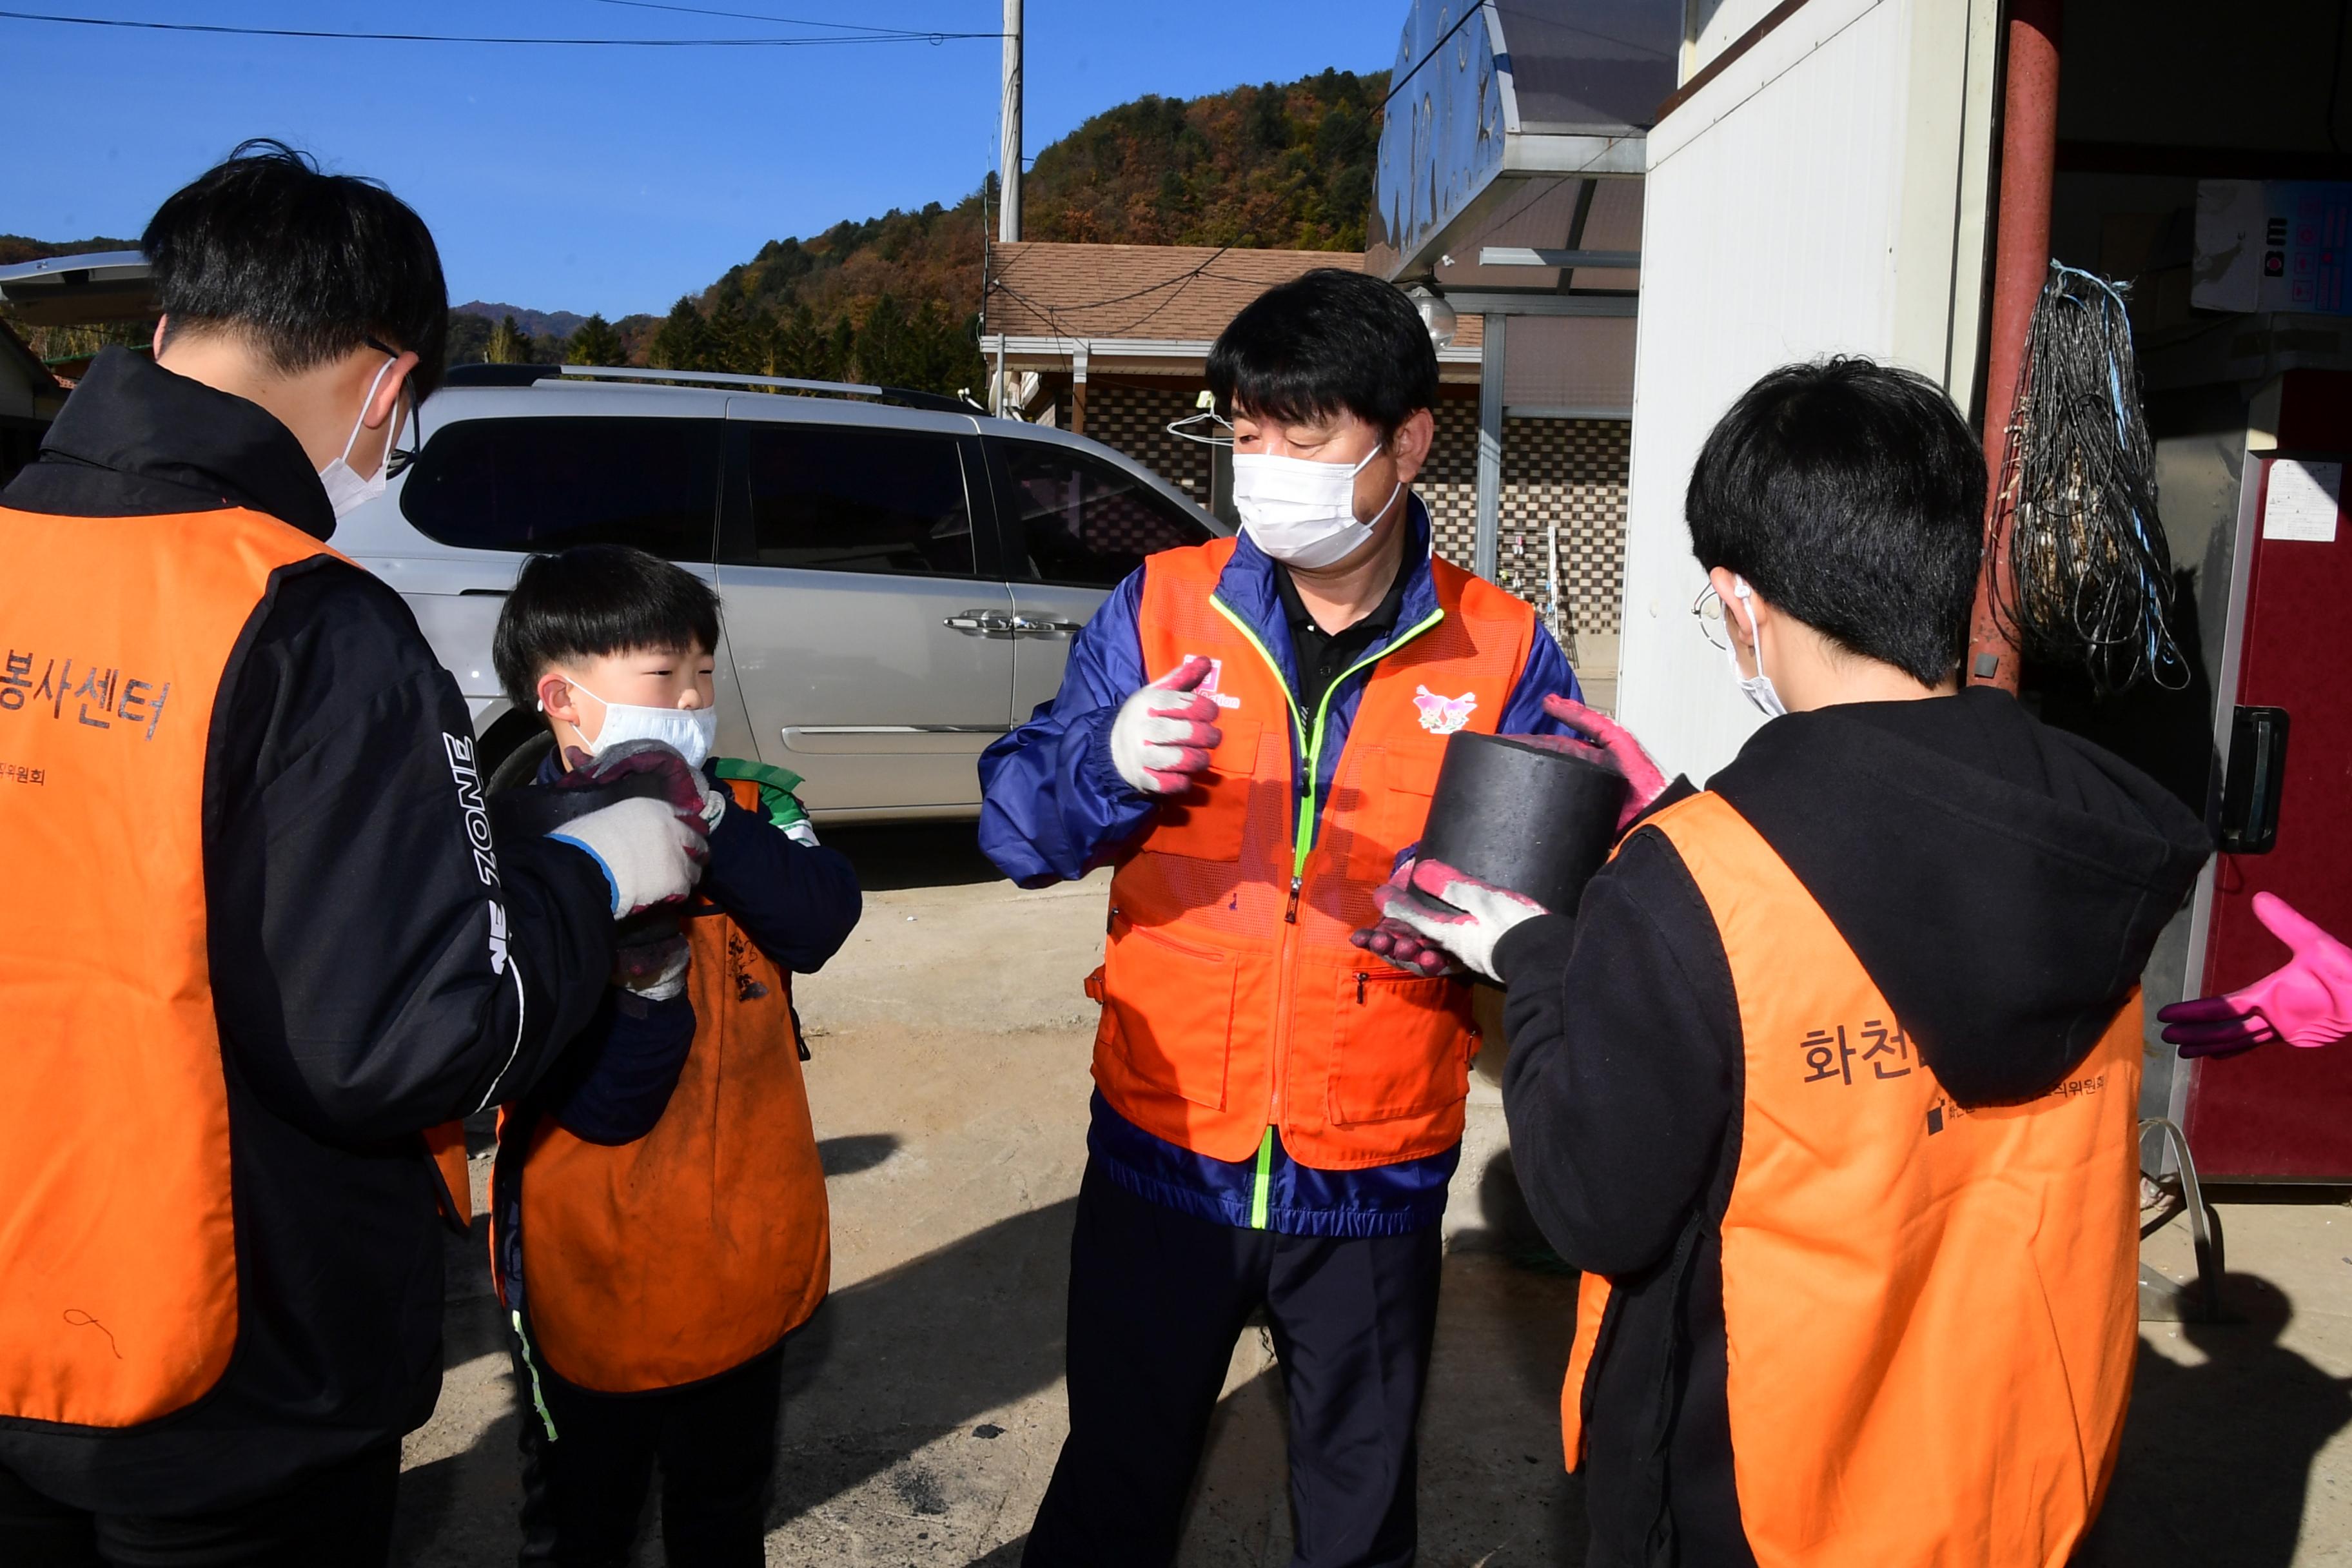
[335,364,1225,821]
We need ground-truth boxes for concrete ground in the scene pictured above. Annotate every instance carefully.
[395,826,2352,1567]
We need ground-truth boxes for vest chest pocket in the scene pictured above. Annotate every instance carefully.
[1326,966,1473,1126]
[1100,915,1239,1110]
[1346,743,1446,885]
[1139,716,1262,865]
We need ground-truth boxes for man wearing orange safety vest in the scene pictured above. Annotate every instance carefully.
[0,144,705,1564]
[1375,358,2211,1565]
[980,268,1587,1567]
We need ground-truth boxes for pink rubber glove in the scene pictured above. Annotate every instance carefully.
[1525,695,1669,831]
[1365,858,1549,983]
[2159,893,2352,1057]
[1110,655,1224,795]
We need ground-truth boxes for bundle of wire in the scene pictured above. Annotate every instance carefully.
[1988,262,2186,692]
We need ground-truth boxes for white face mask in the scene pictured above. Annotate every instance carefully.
[317,356,400,521]
[556,677,719,770]
[1231,442,1402,569]
[1727,576,1788,718]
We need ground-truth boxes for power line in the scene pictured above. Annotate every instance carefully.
[0,8,997,45]
[583,0,996,38]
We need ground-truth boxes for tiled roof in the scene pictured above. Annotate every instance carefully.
[985,241,1480,351]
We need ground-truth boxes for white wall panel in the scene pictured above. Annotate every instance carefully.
[1616,0,1995,781]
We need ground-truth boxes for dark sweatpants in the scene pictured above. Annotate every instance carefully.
[0,1444,398,1568]
[513,1341,783,1567]
[1024,1161,1444,1568]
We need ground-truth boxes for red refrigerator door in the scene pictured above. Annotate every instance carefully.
[2187,440,2352,1179]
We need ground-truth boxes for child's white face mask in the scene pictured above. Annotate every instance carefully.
[1727,577,1788,719]
[555,677,718,770]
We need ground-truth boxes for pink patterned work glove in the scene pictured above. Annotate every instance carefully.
[1110,656,1224,795]
[1522,695,1668,831]
[1351,868,1461,979]
[2159,893,2352,1058]
[1363,858,1550,984]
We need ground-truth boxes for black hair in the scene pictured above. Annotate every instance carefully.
[493,545,723,712]
[1686,357,1987,686]
[1206,268,1437,436]
[144,139,449,398]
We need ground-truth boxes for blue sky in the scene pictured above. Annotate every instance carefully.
[3,3,1396,318]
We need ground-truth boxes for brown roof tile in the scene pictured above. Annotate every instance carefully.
[986,242,1365,342]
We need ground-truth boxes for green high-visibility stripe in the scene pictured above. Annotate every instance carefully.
[511,1310,560,1442]
[1207,597,1446,880]
[1250,1128,1275,1230]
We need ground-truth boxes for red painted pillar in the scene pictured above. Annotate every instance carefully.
[1965,0,2063,693]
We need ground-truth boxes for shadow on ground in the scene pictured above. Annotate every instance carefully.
[2086,1272,2352,1566]
[821,821,1003,892]
[763,1197,1076,1529]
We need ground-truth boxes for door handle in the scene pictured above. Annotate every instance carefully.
[2220,705,2290,854]
[943,609,1017,634]
[1010,614,1086,635]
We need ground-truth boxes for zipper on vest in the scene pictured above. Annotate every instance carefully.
[1208,594,1447,1133]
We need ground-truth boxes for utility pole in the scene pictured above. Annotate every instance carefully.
[998,0,1023,244]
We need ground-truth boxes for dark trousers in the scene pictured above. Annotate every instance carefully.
[0,1444,398,1568]
[513,1340,783,1567]
[1024,1161,1444,1568]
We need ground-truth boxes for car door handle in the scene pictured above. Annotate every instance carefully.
[1010,614,1086,635]
[944,609,1017,634]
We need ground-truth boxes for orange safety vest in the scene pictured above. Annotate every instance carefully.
[0,506,328,1428]
[1092,537,1539,1171]
[495,775,829,1394]
[1558,792,2141,1567]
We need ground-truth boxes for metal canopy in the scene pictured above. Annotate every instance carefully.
[1367,0,1675,286]
[0,251,155,327]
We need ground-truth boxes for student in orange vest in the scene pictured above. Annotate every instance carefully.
[485,546,861,1567]
[979,268,1587,1567]
[1373,358,2210,1566]
[0,145,709,1566]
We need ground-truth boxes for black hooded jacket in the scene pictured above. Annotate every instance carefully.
[0,351,617,1513]
[1494,688,2210,1566]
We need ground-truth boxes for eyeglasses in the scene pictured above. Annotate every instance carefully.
[1692,582,1729,651]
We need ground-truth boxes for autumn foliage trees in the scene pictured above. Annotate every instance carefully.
[445,66,1386,399]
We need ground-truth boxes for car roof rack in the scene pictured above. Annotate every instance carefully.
[441,360,979,415]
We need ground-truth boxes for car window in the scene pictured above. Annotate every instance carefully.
[399,416,720,559]
[727,423,975,576]
[1001,440,1212,588]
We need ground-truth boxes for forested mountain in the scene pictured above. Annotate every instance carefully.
[9,66,1391,399]
[511,66,1389,396]
[0,235,137,266]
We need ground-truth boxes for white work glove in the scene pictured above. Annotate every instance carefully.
[694,774,729,830]
[615,934,692,1002]
[1110,654,1223,795]
[549,796,708,917]
[1367,858,1549,984]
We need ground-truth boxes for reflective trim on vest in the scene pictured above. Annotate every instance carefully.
[1557,792,2142,1568]
[512,778,830,1393]
[1093,538,1538,1171]
[0,505,328,1427]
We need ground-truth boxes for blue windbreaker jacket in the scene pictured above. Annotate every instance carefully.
[978,498,1582,1236]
